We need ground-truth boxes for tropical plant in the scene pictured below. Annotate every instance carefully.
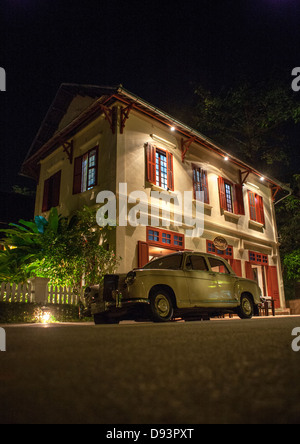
[0,206,120,289]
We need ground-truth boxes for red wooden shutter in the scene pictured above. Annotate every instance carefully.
[192,164,200,200]
[256,195,265,225]
[266,266,280,308]
[202,169,209,204]
[138,241,149,268]
[248,190,256,221]
[42,178,50,212]
[146,143,156,185]
[51,170,61,208]
[192,165,209,204]
[167,151,174,191]
[230,259,242,277]
[218,177,227,210]
[234,184,245,215]
[245,261,254,280]
[73,156,83,194]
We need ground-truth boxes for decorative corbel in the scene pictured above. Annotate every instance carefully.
[62,140,73,164]
[99,104,117,134]
[120,103,134,134]
[239,169,251,185]
[271,185,281,202]
[181,136,196,163]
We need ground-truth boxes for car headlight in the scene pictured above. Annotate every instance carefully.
[126,271,136,285]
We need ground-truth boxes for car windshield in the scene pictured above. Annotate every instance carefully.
[143,254,183,270]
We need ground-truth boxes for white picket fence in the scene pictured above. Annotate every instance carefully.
[0,282,32,303]
[0,282,81,305]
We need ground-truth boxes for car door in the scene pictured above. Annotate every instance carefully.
[207,256,237,304]
[184,254,219,307]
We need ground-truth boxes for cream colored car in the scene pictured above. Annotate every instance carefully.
[86,252,262,324]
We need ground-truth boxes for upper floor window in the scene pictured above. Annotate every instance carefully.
[73,147,98,194]
[146,143,174,191]
[42,170,61,212]
[218,177,245,216]
[248,191,265,225]
[192,165,209,204]
[42,171,61,211]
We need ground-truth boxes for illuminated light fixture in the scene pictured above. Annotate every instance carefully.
[150,134,176,149]
[246,182,260,190]
[42,311,51,324]
[224,156,229,161]
[260,177,265,182]
[40,306,52,324]
[170,126,176,132]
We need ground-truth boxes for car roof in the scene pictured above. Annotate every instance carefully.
[150,251,228,260]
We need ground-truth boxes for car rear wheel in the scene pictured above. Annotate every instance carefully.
[237,294,254,319]
[150,289,174,322]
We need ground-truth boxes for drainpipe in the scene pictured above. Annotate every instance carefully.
[274,188,293,206]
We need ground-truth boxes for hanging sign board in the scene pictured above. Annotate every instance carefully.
[213,236,228,251]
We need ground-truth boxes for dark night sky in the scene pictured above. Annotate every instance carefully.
[1,0,300,193]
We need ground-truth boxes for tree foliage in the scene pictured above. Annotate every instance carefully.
[193,81,300,176]
[276,175,300,287]
[0,206,120,289]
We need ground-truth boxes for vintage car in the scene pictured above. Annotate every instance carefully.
[85,252,262,324]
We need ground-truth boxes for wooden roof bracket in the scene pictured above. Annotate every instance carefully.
[62,140,73,164]
[239,169,251,185]
[99,104,117,134]
[120,103,134,134]
[271,185,281,202]
[181,136,197,163]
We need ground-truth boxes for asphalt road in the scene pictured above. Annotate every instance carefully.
[1,317,300,424]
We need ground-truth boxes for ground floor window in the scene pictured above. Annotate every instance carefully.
[206,240,233,259]
[138,227,185,268]
[147,227,185,251]
[249,251,269,265]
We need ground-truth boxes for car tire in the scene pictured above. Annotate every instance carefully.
[150,289,174,322]
[237,294,254,319]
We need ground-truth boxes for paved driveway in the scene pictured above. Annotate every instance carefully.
[0,317,300,424]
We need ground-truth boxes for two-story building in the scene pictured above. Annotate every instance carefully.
[21,84,291,310]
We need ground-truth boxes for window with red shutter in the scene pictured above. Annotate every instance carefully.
[146,144,174,191]
[73,147,98,194]
[192,165,209,204]
[42,170,61,212]
[146,143,156,185]
[167,151,174,191]
[233,184,245,215]
[73,156,82,195]
[248,191,265,225]
[218,177,235,213]
[257,195,265,225]
[218,177,227,210]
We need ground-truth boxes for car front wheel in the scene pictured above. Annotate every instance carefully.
[150,289,174,322]
[237,294,254,319]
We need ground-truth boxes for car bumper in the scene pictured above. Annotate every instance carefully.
[91,298,150,315]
